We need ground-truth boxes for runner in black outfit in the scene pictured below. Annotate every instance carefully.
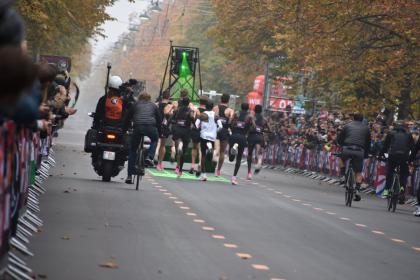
[156,90,171,171]
[171,97,194,177]
[190,96,208,176]
[229,103,253,185]
[213,93,234,177]
[247,105,269,179]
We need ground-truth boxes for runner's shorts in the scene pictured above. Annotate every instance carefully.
[217,128,230,142]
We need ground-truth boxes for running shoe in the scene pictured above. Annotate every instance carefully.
[247,172,252,180]
[215,169,221,177]
[200,174,208,181]
[381,189,389,198]
[189,167,196,174]
[231,176,238,185]
[354,189,361,201]
[175,166,179,174]
[156,163,163,171]
[125,176,133,184]
[177,170,182,178]
[413,206,420,217]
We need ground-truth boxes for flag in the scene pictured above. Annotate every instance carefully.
[374,161,387,195]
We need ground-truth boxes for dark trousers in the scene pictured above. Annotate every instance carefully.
[128,125,158,176]
[385,156,409,191]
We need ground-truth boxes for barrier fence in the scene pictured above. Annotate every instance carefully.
[0,119,54,278]
[263,142,420,198]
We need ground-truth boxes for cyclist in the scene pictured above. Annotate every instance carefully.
[123,92,161,184]
[337,112,371,201]
[195,100,222,181]
[171,96,194,177]
[213,93,234,177]
[156,90,172,171]
[380,121,415,203]
[190,95,209,176]
[229,103,253,185]
[247,105,269,179]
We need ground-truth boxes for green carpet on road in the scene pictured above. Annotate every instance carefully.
[147,169,230,183]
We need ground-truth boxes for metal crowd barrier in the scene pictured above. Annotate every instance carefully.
[262,142,420,201]
[0,120,56,280]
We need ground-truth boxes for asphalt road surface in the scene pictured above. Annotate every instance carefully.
[25,78,420,280]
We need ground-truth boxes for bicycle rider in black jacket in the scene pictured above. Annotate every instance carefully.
[337,112,371,202]
[380,121,415,202]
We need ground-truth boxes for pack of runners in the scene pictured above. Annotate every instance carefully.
[156,92,269,185]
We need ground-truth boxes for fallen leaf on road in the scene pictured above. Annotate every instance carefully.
[73,172,77,175]
[63,190,70,193]
[99,261,119,269]
[38,273,48,279]
[61,236,71,240]
[73,188,77,191]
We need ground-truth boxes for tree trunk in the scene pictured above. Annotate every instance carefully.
[397,73,412,120]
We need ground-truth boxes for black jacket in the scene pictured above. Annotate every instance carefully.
[381,126,415,159]
[337,121,371,151]
[123,100,161,131]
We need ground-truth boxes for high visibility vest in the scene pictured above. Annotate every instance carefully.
[105,96,123,120]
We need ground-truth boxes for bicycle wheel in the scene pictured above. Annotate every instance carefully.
[391,175,400,212]
[387,175,395,211]
[135,148,144,191]
[346,169,355,207]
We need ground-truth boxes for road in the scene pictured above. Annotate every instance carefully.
[25,77,420,280]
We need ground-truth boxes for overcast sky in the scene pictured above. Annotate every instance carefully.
[91,0,148,63]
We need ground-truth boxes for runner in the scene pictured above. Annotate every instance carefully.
[190,96,208,176]
[229,103,253,185]
[213,93,234,177]
[156,90,172,171]
[170,96,194,177]
[247,104,269,179]
[195,100,222,181]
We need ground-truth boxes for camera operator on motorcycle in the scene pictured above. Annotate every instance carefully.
[93,76,126,129]
[123,92,161,184]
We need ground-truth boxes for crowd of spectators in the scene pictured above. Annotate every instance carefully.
[0,1,77,133]
[265,109,420,158]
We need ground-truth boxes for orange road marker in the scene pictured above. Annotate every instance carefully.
[202,227,215,231]
[252,264,269,270]
[212,235,226,240]
[355,224,367,228]
[236,253,252,260]
[186,212,197,216]
[391,238,405,243]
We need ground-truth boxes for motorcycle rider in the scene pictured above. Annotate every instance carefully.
[380,121,415,203]
[93,76,126,129]
[91,76,126,171]
[124,92,161,184]
[337,112,371,202]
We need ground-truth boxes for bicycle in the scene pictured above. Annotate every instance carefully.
[134,135,145,191]
[334,152,356,207]
[378,157,402,212]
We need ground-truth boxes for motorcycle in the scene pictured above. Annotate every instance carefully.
[86,112,127,182]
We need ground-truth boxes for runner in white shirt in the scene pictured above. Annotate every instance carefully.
[195,100,222,181]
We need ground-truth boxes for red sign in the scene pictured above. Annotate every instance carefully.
[253,75,265,94]
[247,91,263,111]
[269,97,294,111]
